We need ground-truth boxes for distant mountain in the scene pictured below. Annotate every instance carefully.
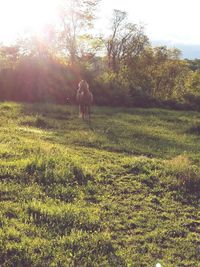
[151,41,200,59]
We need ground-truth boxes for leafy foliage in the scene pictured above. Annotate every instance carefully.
[0,6,200,108]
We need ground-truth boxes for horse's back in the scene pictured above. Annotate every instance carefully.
[78,91,93,106]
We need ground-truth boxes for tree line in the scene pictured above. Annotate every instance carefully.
[0,0,200,110]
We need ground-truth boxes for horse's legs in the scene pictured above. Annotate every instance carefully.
[80,105,84,119]
[79,105,82,118]
[79,105,91,121]
[85,106,87,120]
[83,106,91,120]
[82,105,86,120]
[88,105,91,121]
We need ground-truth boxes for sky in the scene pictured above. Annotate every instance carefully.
[98,0,200,45]
[0,0,58,43]
[0,0,199,57]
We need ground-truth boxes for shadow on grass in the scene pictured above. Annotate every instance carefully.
[20,103,72,120]
[16,103,200,162]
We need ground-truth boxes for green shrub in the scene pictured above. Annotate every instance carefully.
[166,155,200,192]
[188,124,200,135]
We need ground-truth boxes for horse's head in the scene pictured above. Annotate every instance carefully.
[78,80,89,91]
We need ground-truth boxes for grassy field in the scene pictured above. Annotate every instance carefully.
[0,102,200,267]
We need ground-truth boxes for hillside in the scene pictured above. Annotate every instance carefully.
[0,102,200,267]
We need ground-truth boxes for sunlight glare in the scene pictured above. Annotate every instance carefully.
[0,0,58,43]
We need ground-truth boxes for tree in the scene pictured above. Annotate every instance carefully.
[147,46,188,100]
[0,45,20,70]
[104,9,148,72]
[185,70,200,95]
[58,0,100,65]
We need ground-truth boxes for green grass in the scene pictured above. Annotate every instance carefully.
[0,102,200,266]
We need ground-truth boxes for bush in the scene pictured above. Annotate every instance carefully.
[93,72,133,106]
[184,93,200,111]
[187,124,200,135]
[166,155,200,193]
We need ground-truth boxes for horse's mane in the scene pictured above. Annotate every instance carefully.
[78,80,90,94]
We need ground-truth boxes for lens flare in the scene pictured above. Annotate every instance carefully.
[0,0,58,43]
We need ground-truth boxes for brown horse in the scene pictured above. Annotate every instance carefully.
[76,80,93,120]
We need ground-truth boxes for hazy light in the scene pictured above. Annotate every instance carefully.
[0,0,200,45]
[0,0,58,43]
[98,0,200,45]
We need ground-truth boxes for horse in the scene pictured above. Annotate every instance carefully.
[76,80,93,120]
